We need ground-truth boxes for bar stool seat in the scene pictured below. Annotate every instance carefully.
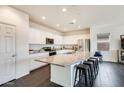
[89,57,99,71]
[89,57,99,62]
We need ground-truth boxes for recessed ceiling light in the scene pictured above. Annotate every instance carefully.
[72,19,76,23]
[78,26,81,28]
[42,16,46,20]
[56,24,60,27]
[62,8,67,12]
[64,28,67,31]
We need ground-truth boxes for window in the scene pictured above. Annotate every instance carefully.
[97,42,109,51]
[97,33,110,51]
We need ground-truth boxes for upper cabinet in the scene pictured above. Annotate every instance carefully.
[29,27,90,45]
[29,28,42,44]
[63,36,77,44]
[54,35,63,44]
[29,27,63,44]
[62,34,90,44]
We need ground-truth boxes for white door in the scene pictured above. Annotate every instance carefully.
[0,23,16,85]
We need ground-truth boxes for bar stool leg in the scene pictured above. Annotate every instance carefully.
[84,70,89,87]
[74,68,78,87]
[88,69,93,86]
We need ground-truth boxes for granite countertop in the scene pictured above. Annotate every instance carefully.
[35,51,90,67]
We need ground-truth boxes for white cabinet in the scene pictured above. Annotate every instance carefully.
[54,35,63,44]
[29,28,42,44]
[63,34,90,44]
[41,32,46,44]
[63,36,78,44]
[29,27,63,44]
[29,52,49,71]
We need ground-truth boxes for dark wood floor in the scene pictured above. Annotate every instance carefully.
[94,62,124,87]
[1,62,124,87]
[1,65,51,87]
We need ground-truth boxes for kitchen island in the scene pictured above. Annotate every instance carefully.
[35,51,89,87]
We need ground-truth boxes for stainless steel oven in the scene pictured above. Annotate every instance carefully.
[49,51,56,56]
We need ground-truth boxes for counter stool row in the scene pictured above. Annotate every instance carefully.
[74,57,99,87]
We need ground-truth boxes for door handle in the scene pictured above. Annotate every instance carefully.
[12,54,16,57]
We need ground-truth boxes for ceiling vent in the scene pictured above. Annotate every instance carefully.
[69,22,75,24]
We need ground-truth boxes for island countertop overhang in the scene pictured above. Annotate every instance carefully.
[35,52,89,67]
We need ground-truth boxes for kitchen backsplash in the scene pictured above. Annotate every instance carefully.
[29,43,78,54]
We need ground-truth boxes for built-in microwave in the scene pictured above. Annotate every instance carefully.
[46,38,54,44]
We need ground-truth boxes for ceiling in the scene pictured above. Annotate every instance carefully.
[12,5,124,32]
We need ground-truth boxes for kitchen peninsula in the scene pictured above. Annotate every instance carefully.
[35,51,89,87]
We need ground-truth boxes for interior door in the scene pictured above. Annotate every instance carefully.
[0,23,16,85]
[0,23,4,84]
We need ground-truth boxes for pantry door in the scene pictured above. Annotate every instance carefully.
[0,23,16,85]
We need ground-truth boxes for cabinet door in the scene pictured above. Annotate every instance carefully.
[54,35,62,44]
[29,28,42,44]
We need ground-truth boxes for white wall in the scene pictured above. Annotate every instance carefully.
[90,23,124,62]
[0,6,30,78]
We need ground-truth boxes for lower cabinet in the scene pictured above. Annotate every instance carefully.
[29,52,49,71]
